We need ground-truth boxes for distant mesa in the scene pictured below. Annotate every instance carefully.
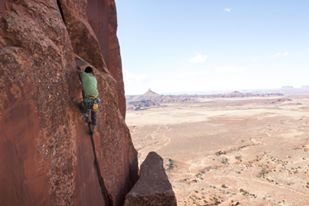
[230,91,242,97]
[126,89,285,111]
[143,89,160,96]
[126,89,162,111]
[280,85,303,91]
[232,91,241,94]
[279,85,309,95]
[282,85,294,88]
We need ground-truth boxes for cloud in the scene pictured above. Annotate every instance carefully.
[224,8,232,13]
[188,53,208,64]
[273,50,289,58]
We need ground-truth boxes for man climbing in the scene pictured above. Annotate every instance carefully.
[78,65,112,204]
[79,66,100,133]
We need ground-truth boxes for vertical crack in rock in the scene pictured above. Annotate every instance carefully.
[56,0,66,24]
[75,55,114,206]
[89,133,113,206]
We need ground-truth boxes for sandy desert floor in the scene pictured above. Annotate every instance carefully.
[126,96,309,206]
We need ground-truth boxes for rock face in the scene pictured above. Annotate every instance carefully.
[124,152,177,206]
[87,0,126,117]
[0,1,137,206]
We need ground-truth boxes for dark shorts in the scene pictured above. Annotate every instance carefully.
[80,98,100,125]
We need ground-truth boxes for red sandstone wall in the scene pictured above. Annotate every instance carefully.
[0,1,138,206]
[87,0,126,117]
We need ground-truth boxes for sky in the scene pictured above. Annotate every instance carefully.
[116,0,309,95]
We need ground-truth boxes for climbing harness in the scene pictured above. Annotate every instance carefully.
[82,97,101,112]
[91,97,100,112]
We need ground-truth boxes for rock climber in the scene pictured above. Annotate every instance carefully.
[79,66,100,133]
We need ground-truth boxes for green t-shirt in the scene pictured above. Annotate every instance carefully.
[80,72,99,98]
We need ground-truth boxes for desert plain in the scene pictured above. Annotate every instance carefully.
[126,95,309,206]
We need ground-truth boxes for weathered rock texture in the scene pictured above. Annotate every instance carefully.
[86,0,126,117]
[125,152,177,206]
[0,0,137,206]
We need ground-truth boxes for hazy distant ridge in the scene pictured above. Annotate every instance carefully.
[126,89,286,110]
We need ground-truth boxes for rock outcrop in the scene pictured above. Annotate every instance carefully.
[124,152,177,206]
[0,1,137,206]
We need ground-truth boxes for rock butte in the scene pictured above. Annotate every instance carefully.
[124,152,177,206]
[0,0,175,206]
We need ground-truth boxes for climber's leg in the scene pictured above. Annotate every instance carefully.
[80,99,91,122]
[91,110,96,126]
